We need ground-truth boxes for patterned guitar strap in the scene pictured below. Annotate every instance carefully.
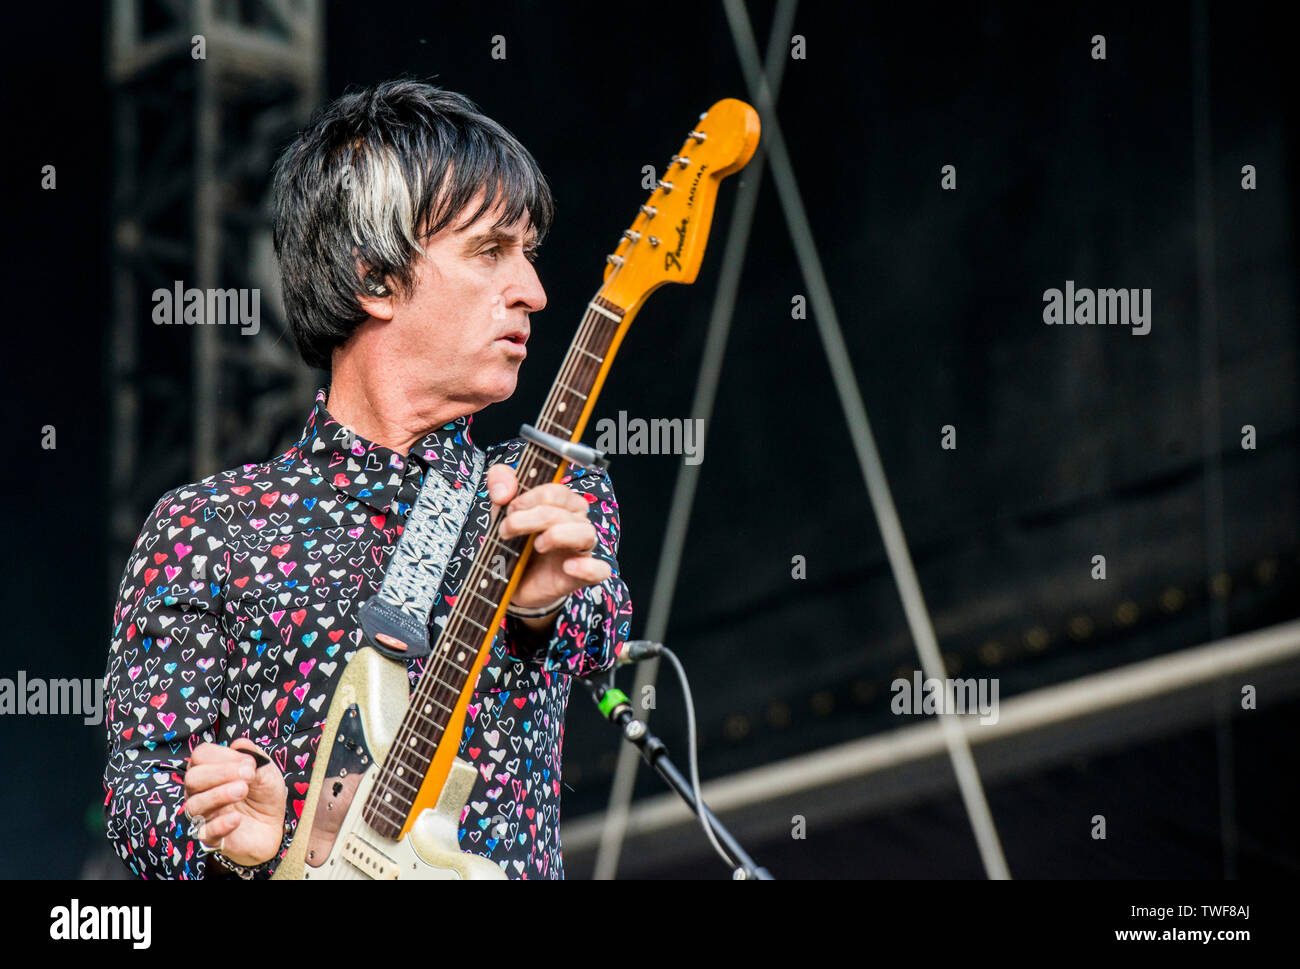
[357,447,487,660]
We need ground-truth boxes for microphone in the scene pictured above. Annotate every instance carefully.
[614,639,663,667]
[579,641,660,723]
[578,640,660,723]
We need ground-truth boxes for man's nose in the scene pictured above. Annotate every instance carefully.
[512,258,547,313]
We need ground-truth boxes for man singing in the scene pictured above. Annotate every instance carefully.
[103,79,633,879]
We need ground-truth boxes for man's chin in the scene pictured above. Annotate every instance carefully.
[487,375,520,404]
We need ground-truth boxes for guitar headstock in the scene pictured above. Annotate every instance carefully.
[599,98,760,313]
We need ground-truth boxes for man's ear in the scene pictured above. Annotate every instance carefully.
[356,270,396,321]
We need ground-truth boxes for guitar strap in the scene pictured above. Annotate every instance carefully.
[358,447,487,660]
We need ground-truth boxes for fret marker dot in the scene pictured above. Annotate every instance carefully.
[458,651,466,662]
[480,578,488,588]
[396,767,403,776]
[424,703,432,714]
[384,792,391,802]
[409,736,417,746]
[528,468,537,477]
[558,401,566,412]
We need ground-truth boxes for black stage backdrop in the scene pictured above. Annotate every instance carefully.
[0,1,1296,879]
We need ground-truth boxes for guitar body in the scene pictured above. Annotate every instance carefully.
[272,646,505,880]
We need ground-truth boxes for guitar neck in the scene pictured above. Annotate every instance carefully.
[360,293,631,840]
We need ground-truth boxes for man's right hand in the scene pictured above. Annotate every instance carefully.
[183,740,288,868]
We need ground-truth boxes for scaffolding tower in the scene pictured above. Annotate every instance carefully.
[107,0,324,590]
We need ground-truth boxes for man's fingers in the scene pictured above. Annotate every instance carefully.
[200,805,243,841]
[563,556,613,583]
[229,739,271,767]
[533,520,599,555]
[184,779,249,820]
[188,741,259,767]
[500,504,589,541]
[486,464,519,505]
[185,760,254,795]
[505,483,588,514]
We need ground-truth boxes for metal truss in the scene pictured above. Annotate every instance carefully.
[107,0,323,592]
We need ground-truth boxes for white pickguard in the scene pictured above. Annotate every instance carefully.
[273,646,506,880]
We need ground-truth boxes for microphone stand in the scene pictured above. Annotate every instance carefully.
[582,678,774,880]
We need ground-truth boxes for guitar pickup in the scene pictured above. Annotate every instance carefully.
[341,833,399,880]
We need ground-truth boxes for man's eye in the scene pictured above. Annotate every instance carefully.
[480,245,539,263]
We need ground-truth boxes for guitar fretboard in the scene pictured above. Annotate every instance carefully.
[361,294,626,839]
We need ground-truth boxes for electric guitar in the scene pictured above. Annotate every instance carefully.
[272,98,760,879]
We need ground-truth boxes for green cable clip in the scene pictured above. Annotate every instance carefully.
[598,687,629,720]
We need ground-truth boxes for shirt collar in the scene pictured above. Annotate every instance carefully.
[291,388,480,513]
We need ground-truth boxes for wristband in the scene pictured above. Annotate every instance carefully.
[209,820,294,880]
[505,595,567,620]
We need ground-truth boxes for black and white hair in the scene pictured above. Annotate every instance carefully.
[270,79,555,370]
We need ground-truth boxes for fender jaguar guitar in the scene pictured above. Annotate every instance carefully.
[273,98,760,879]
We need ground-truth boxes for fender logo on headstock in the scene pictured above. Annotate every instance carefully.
[666,217,690,272]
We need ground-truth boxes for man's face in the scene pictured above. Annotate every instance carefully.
[381,188,547,412]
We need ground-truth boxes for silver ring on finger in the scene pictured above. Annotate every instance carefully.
[196,829,224,855]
